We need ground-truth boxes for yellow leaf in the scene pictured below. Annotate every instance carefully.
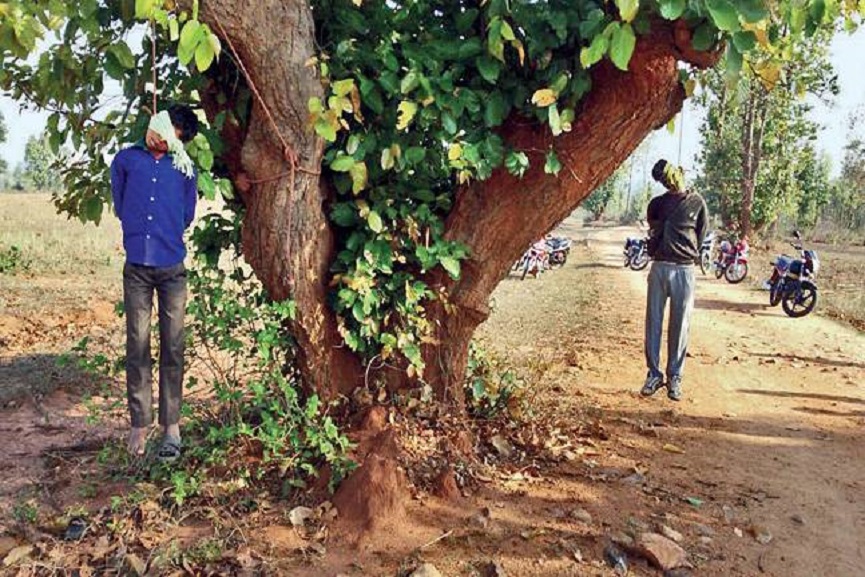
[662,443,685,454]
[513,40,526,66]
[684,78,696,97]
[396,101,418,130]
[531,88,557,107]
[356,199,370,217]
[352,0,362,5]
[755,61,782,90]
[448,143,463,161]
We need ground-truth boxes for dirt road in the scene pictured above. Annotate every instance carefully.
[477,224,865,576]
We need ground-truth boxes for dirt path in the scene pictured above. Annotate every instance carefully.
[475,223,865,576]
[2,216,864,576]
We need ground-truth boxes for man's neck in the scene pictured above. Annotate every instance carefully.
[147,147,167,160]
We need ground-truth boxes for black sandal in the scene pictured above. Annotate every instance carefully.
[157,438,182,463]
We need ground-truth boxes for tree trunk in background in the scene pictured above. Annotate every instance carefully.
[197,4,719,407]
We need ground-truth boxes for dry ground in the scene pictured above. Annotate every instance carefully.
[1,195,864,576]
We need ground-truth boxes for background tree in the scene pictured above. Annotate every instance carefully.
[584,164,627,220]
[22,132,62,192]
[0,111,7,177]
[1,0,861,527]
[693,28,838,237]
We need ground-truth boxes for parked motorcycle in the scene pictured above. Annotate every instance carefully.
[713,238,749,283]
[768,231,820,318]
[623,237,650,271]
[545,235,572,267]
[699,230,717,275]
[514,239,550,279]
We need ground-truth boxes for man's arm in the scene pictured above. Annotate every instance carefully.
[646,196,661,235]
[110,152,126,217]
[695,195,709,245]
[184,172,198,230]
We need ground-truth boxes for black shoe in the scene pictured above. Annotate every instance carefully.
[667,376,683,401]
[640,375,664,397]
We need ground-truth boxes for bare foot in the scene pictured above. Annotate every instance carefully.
[163,423,180,443]
[127,426,149,456]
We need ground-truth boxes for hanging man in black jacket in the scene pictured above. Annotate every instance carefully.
[640,159,709,401]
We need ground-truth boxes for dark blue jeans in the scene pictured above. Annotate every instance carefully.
[123,262,187,427]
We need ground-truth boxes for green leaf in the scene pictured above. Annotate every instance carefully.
[367,210,383,233]
[484,91,508,127]
[107,43,135,69]
[500,20,516,41]
[134,0,155,19]
[314,118,337,142]
[809,0,826,23]
[476,56,501,84]
[442,112,458,135]
[178,20,203,66]
[331,203,357,227]
[169,17,179,42]
[330,155,355,172]
[580,33,609,69]
[658,0,686,20]
[350,162,368,194]
[82,196,103,223]
[544,150,562,175]
[691,22,717,51]
[610,23,637,71]
[198,148,214,171]
[732,30,757,52]
[400,71,420,94]
[548,103,562,136]
[505,151,529,177]
[440,256,461,279]
[733,0,769,22]
[194,36,215,71]
[405,147,425,165]
[455,8,479,33]
[706,0,741,31]
[725,42,744,79]
[197,172,216,200]
[615,0,640,22]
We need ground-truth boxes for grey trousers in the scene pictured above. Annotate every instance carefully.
[123,262,187,427]
[645,261,695,381]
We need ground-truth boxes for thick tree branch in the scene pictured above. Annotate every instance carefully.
[423,20,716,399]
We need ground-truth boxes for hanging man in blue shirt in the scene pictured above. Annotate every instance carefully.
[110,105,199,461]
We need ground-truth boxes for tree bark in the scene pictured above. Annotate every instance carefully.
[196,3,719,406]
[197,0,363,399]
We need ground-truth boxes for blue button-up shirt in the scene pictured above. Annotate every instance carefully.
[110,143,197,267]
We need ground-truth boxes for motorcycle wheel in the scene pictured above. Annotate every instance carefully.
[700,251,711,275]
[623,253,631,267]
[724,262,749,284]
[520,257,532,280]
[714,263,725,279]
[769,279,783,307]
[782,282,817,318]
[630,252,650,271]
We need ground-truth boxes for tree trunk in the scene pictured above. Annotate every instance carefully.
[739,88,756,238]
[196,3,719,407]
[197,0,364,399]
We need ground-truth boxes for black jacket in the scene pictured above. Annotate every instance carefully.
[646,191,709,264]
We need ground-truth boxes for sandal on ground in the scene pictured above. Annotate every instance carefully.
[157,438,182,463]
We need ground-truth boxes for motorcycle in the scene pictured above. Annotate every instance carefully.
[713,238,749,283]
[514,239,551,280]
[699,230,717,275]
[623,237,650,271]
[545,235,572,267]
[768,231,819,318]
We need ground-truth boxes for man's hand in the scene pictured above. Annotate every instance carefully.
[146,129,169,153]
